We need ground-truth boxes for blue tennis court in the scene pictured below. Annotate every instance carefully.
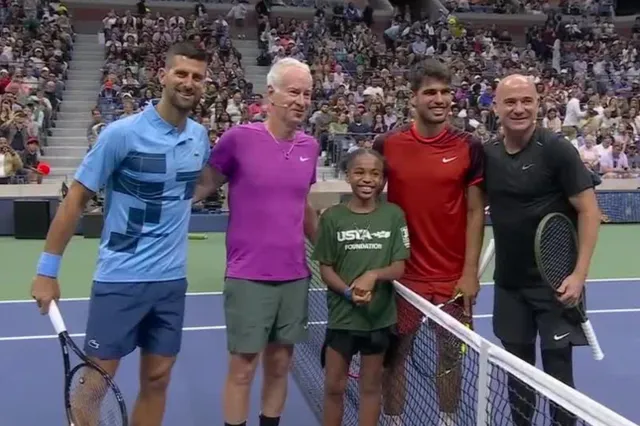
[0,279,638,425]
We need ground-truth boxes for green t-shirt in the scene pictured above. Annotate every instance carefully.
[313,202,410,332]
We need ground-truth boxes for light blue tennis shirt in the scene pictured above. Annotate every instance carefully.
[74,102,210,283]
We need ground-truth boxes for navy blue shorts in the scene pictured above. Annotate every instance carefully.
[84,279,188,360]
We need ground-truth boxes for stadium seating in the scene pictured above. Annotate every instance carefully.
[258,2,640,179]
[71,1,640,185]
[95,8,258,149]
[0,2,73,184]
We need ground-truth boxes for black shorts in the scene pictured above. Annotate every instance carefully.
[321,327,395,368]
[493,284,588,350]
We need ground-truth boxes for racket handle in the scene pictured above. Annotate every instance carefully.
[479,238,495,278]
[48,300,67,335]
[581,319,604,361]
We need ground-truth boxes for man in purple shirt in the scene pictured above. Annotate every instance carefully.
[194,58,319,426]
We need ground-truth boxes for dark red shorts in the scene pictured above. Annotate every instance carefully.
[396,280,458,335]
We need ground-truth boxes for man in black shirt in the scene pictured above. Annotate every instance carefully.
[484,75,601,426]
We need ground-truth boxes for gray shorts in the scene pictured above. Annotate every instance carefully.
[223,277,310,354]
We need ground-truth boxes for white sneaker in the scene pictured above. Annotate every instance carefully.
[439,412,455,426]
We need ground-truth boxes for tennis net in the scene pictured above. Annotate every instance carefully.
[291,240,639,426]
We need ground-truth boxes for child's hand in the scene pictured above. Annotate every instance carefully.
[350,284,372,306]
[351,271,377,294]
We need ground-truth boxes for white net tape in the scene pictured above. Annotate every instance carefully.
[393,281,638,426]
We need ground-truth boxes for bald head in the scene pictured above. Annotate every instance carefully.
[493,74,539,135]
[495,74,536,101]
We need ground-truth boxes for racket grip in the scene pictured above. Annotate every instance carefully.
[48,300,67,335]
[478,238,495,278]
[581,319,604,361]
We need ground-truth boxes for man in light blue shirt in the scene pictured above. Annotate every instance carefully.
[31,42,210,426]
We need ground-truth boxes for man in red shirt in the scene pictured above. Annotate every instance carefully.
[373,59,486,425]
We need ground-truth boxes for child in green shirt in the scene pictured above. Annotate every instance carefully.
[313,148,410,426]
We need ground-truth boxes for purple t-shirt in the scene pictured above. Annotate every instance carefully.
[209,122,319,281]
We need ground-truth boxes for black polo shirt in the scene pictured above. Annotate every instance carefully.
[483,128,594,287]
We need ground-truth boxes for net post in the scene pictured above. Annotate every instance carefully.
[475,340,491,426]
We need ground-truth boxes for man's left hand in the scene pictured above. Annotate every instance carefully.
[454,273,480,316]
[556,273,585,306]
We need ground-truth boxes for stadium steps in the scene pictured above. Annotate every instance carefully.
[235,39,269,96]
[233,39,336,180]
[42,146,88,158]
[42,34,103,182]
[316,166,340,182]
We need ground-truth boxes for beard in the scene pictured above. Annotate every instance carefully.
[168,88,200,112]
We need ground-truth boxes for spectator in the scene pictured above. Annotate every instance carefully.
[21,137,43,184]
[600,140,634,178]
[579,134,600,171]
[1,110,39,152]
[227,0,249,39]
[542,107,562,132]
[596,135,613,160]
[0,138,24,184]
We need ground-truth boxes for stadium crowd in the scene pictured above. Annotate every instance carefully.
[257,4,640,178]
[0,1,70,184]
[445,0,614,15]
[96,5,260,149]
[161,0,615,15]
[96,0,640,181]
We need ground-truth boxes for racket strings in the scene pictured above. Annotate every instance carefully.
[537,216,578,290]
[69,366,123,426]
[413,301,471,379]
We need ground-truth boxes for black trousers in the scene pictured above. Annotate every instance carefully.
[501,342,577,426]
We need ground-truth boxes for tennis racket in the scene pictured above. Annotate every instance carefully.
[534,212,604,361]
[410,239,496,377]
[48,300,128,426]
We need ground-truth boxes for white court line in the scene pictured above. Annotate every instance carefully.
[478,277,640,287]
[1,277,639,305]
[0,310,638,343]
[473,307,640,319]
[0,321,328,342]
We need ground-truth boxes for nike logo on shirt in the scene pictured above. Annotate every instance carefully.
[442,157,457,163]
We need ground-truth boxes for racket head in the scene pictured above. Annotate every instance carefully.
[439,295,473,329]
[60,335,128,426]
[410,295,472,379]
[67,363,127,426]
[534,213,578,292]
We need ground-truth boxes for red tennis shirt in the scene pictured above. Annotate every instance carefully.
[373,123,484,283]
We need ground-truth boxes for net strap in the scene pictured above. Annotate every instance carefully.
[393,281,638,426]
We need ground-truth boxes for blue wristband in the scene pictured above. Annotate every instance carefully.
[37,252,62,278]
[343,288,353,301]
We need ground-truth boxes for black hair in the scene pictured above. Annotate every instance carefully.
[345,148,385,174]
[409,59,452,92]
[165,42,208,67]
